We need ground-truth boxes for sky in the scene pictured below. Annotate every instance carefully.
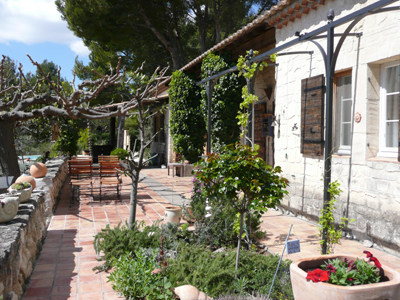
[0,0,90,83]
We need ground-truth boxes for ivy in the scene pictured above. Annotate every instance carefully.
[236,51,277,136]
[169,70,206,163]
[318,180,354,254]
[201,53,245,152]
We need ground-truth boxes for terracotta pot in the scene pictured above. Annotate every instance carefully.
[0,194,20,223]
[164,206,182,224]
[30,162,47,178]
[290,254,400,300]
[15,175,36,190]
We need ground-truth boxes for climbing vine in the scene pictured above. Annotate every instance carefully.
[201,53,245,151]
[236,51,277,136]
[169,70,206,163]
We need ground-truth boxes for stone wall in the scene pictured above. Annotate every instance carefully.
[0,158,68,299]
[0,192,46,300]
[269,0,400,253]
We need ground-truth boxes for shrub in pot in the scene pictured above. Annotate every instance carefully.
[9,182,32,203]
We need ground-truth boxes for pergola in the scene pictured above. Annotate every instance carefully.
[197,0,400,254]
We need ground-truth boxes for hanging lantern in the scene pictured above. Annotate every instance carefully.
[205,199,212,218]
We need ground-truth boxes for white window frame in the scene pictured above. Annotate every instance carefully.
[334,71,352,155]
[378,61,400,158]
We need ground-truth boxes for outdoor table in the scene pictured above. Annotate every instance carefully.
[167,163,184,177]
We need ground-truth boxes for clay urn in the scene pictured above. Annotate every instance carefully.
[16,175,36,190]
[173,285,199,300]
[30,162,47,178]
[198,292,208,300]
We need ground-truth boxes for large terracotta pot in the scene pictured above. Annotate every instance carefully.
[290,254,400,300]
[30,162,47,178]
[164,206,182,224]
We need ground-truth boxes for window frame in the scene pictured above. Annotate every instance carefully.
[378,61,400,158]
[333,70,353,155]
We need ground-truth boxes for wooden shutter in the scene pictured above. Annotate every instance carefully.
[398,78,400,162]
[301,75,325,156]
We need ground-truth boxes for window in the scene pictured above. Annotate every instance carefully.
[334,71,352,154]
[379,62,400,157]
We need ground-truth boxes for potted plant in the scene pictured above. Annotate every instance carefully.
[290,251,400,299]
[9,182,32,203]
[0,193,20,223]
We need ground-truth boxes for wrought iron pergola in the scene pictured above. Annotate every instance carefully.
[197,0,400,254]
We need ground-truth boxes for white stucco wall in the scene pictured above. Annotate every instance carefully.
[273,0,400,252]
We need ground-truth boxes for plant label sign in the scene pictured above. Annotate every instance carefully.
[286,239,300,254]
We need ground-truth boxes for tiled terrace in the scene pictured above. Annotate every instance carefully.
[23,168,400,299]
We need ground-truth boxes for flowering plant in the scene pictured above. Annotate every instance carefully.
[306,251,381,286]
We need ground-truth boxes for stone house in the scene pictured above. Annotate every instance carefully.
[159,0,400,253]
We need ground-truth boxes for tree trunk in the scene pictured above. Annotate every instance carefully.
[117,115,125,149]
[235,211,244,279]
[0,121,21,181]
[110,116,116,148]
[213,0,222,44]
[128,171,139,227]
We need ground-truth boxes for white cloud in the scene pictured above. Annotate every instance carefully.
[70,40,90,57]
[0,0,89,57]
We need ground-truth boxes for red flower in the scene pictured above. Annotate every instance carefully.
[370,257,382,268]
[347,278,354,281]
[306,269,330,282]
[363,251,373,258]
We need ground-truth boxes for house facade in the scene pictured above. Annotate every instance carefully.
[271,0,400,253]
[162,0,400,252]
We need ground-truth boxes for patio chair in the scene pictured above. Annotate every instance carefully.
[68,159,93,206]
[99,161,122,201]
[70,155,92,160]
[98,155,119,162]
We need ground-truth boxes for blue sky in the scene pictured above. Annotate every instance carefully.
[0,0,90,82]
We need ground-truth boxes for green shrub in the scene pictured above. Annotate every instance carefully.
[110,148,129,160]
[200,53,245,152]
[169,70,206,163]
[93,221,188,271]
[166,244,293,299]
[108,249,173,300]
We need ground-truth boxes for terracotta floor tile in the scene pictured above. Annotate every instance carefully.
[103,291,125,299]
[33,264,57,272]
[51,294,77,300]
[78,282,103,294]
[31,271,55,279]
[79,274,102,284]
[27,278,54,288]
[52,284,77,295]
[54,276,78,286]
[24,286,52,298]
[78,292,103,300]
